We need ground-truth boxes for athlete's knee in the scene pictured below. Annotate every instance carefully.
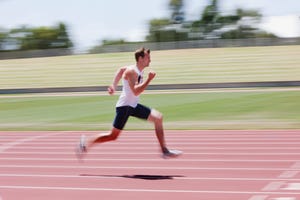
[109,128,121,141]
[111,135,118,141]
[150,109,163,123]
[157,112,163,122]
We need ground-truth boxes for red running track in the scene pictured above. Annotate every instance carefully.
[1,130,300,200]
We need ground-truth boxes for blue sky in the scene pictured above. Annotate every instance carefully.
[1,0,299,52]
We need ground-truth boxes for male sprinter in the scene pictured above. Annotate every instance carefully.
[77,47,182,158]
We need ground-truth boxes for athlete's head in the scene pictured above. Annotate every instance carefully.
[135,47,151,67]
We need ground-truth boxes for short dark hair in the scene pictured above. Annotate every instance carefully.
[134,47,150,62]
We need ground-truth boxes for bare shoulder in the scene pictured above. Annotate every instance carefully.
[123,67,136,80]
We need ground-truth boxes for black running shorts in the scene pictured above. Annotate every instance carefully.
[113,104,151,130]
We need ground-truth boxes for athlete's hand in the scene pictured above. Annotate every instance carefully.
[107,85,115,95]
[148,71,156,81]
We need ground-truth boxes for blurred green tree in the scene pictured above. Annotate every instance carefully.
[146,0,188,42]
[6,22,73,51]
[169,0,185,23]
[0,31,7,50]
[191,0,276,39]
[148,0,276,41]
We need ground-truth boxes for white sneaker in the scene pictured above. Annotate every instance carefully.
[163,149,182,159]
[76,135,87,160]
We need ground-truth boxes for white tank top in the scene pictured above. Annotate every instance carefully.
[116,65,143,108]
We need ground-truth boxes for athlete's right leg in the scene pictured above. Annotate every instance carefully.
[86,127,121,150]
[76,127,121,160]
[77,106,130,157]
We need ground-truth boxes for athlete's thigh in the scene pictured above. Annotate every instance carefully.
[113,106,133,130]
[131,104,151,120]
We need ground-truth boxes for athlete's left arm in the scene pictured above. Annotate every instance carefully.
[108,66,127,95]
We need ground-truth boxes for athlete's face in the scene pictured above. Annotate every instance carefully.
[143,52,151,67]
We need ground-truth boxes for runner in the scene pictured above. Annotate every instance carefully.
[77,47,182,159]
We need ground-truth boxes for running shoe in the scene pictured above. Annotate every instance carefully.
[162,149,182,159]
[76,135,87,160]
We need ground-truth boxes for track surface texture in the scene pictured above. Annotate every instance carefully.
[1,130,300,200]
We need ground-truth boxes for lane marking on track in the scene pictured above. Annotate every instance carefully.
[0,185,299,195]
[1,173,300,182]
[5,147,300,152]
[3,152,300,156]
[262,182,285,191]
[1,157,300,163]
[0,132,63,153]
[248,161,300,199]
[6,142,300,145]
[282,183,300,190]
[253,162,300,199]
[4,136,300,141]
[278,171,299,179]
[248,195,268,200]
[3,145,300,149]
[0,164,298,171]
[3,138,300,141]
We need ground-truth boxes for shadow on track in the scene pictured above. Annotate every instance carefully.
[80,174,184,180]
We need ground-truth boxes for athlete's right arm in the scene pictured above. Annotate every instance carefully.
[108,66,127,95]
[125,69,156,96]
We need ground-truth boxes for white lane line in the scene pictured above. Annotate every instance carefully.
[1,130,299,135]
[2,157,300,163]
[4,150,300,156]
[0,156,298,161]
[3,138,300,142]
[3,150,300,155]
[0,185,300,195]
[2,146,300,151]
[3,152,300,156]
[8,142,300,145]
[253,162,300,200]
[0,132,62,153]
[2,173,300,182]
[278,171,299,178]
[3,135,300,139]
[248,195,268,200]
[0,164,297,171]
[282,183,300,190]
[4,147,300,150]
[4,138,273,142]
[262,181,285,191]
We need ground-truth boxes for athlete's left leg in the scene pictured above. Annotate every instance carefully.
[133,104,182,158]
[147,109,168,153]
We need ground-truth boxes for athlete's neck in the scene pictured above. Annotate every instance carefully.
[136,63,144,73]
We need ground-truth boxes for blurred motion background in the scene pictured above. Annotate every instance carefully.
[0,0,299,130]
[0,0,299,55]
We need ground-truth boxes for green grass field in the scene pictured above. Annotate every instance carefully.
[0,45,299,89]
[0,89,299,130]
[0,45,299,130]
